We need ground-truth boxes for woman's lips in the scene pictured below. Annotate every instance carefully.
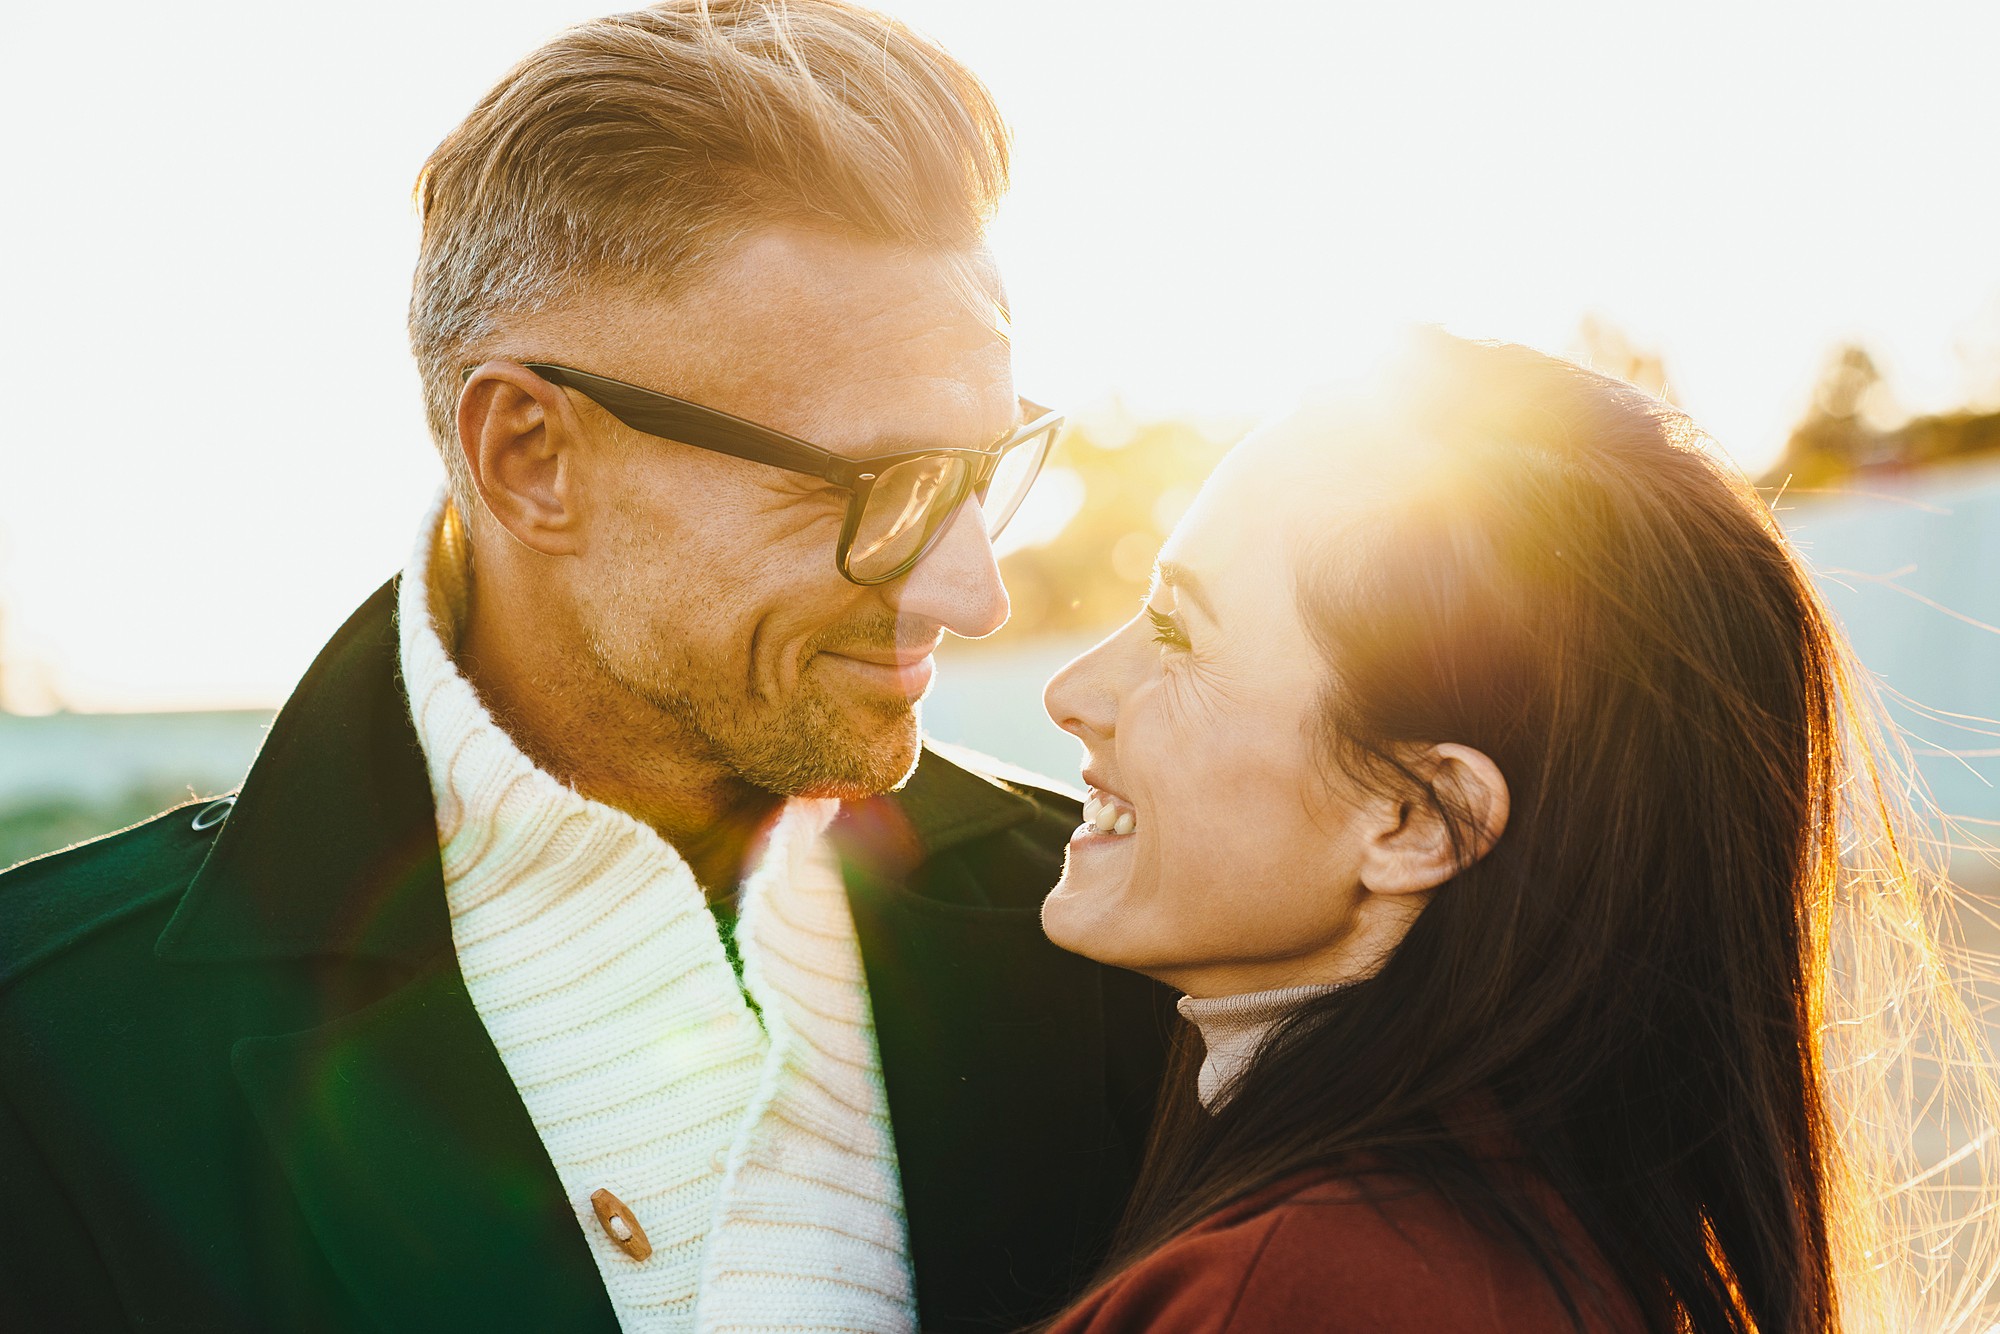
[1076,775,1139,840]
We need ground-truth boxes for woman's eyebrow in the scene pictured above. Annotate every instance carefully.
[1156,561,1217,622]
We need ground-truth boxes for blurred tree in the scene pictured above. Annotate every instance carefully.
[987,324,2000,652]
[1816,344,1893,423]
[971,417,1239,646]
[1569,314,1677,403]
[1773,344,1892,489]
[1891,409,2000,473]
[1762,342,2000,489]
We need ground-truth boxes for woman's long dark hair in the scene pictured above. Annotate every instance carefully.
[1063,335,1999,1333]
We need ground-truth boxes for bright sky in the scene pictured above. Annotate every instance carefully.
[3,0,1996,711]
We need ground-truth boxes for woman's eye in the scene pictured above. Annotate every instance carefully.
[1146,607,1190,652]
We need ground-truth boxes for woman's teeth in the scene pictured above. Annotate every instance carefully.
[1083,793,1138,837]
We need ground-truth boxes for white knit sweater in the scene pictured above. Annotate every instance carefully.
[396,495,915,1333]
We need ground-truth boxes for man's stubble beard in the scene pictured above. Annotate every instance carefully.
[584,622,925,801]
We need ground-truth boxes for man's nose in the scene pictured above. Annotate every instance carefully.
[886,498,1009,639]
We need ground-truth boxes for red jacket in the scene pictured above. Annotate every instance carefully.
[1044,1162,1647,1333]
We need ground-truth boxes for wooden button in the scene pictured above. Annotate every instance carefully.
[590,1188,652,1261]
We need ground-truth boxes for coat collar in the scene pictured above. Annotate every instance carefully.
[155,575,1043,968]
[155,579,450,967]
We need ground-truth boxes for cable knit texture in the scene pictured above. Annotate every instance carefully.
[396,493,915,1333]
[1177,984,1344,1111]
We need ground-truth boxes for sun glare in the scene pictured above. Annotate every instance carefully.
[0,0,1995,709]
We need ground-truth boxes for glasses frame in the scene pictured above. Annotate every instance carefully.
[511,361,1062,586]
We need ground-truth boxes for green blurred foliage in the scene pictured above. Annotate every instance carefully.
[1765,343,2000,489]
[0,784,197,871]
[982,416,1241,646]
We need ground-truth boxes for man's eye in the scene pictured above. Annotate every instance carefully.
[1146,607,1190,652]
[790,479,849,509]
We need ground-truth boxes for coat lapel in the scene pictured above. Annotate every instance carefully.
[156,579,615,1331]
[230,958,617,1332]
[838,760,1131,1331]
[155,578,447,970]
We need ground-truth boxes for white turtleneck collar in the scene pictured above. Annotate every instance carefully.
[1177,984,1346,1111]
[395,491,915,1333]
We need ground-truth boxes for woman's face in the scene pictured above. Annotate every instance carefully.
[1041,435,1399,998]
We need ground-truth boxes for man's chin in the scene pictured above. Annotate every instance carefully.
[801,716,924,799]
[752,696,923,800]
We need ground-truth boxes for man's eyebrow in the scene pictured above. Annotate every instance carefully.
[860,401,1031,459]
[1156,561,1217,622]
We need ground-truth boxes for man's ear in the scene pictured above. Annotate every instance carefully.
[456,360,587,556]
[1358,743,1510,896]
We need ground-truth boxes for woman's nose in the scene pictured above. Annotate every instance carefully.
[1044,628,1122,742]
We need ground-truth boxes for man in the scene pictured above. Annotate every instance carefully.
[0,4,1168,1330]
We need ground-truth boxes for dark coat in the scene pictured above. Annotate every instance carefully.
[0,580,1171,1333]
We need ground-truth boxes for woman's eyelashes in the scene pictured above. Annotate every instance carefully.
[1146,606,1190,652]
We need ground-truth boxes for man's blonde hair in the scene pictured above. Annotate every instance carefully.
[408,0,1011,500]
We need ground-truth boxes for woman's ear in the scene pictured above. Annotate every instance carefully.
[1358,743,1510,896]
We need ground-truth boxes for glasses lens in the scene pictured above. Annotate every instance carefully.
[847,454,971,581]
[977,423,1056,539]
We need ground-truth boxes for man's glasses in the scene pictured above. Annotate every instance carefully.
[517,362,1062,586]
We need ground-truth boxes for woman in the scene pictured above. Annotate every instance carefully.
[1036,334,1998,1333]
